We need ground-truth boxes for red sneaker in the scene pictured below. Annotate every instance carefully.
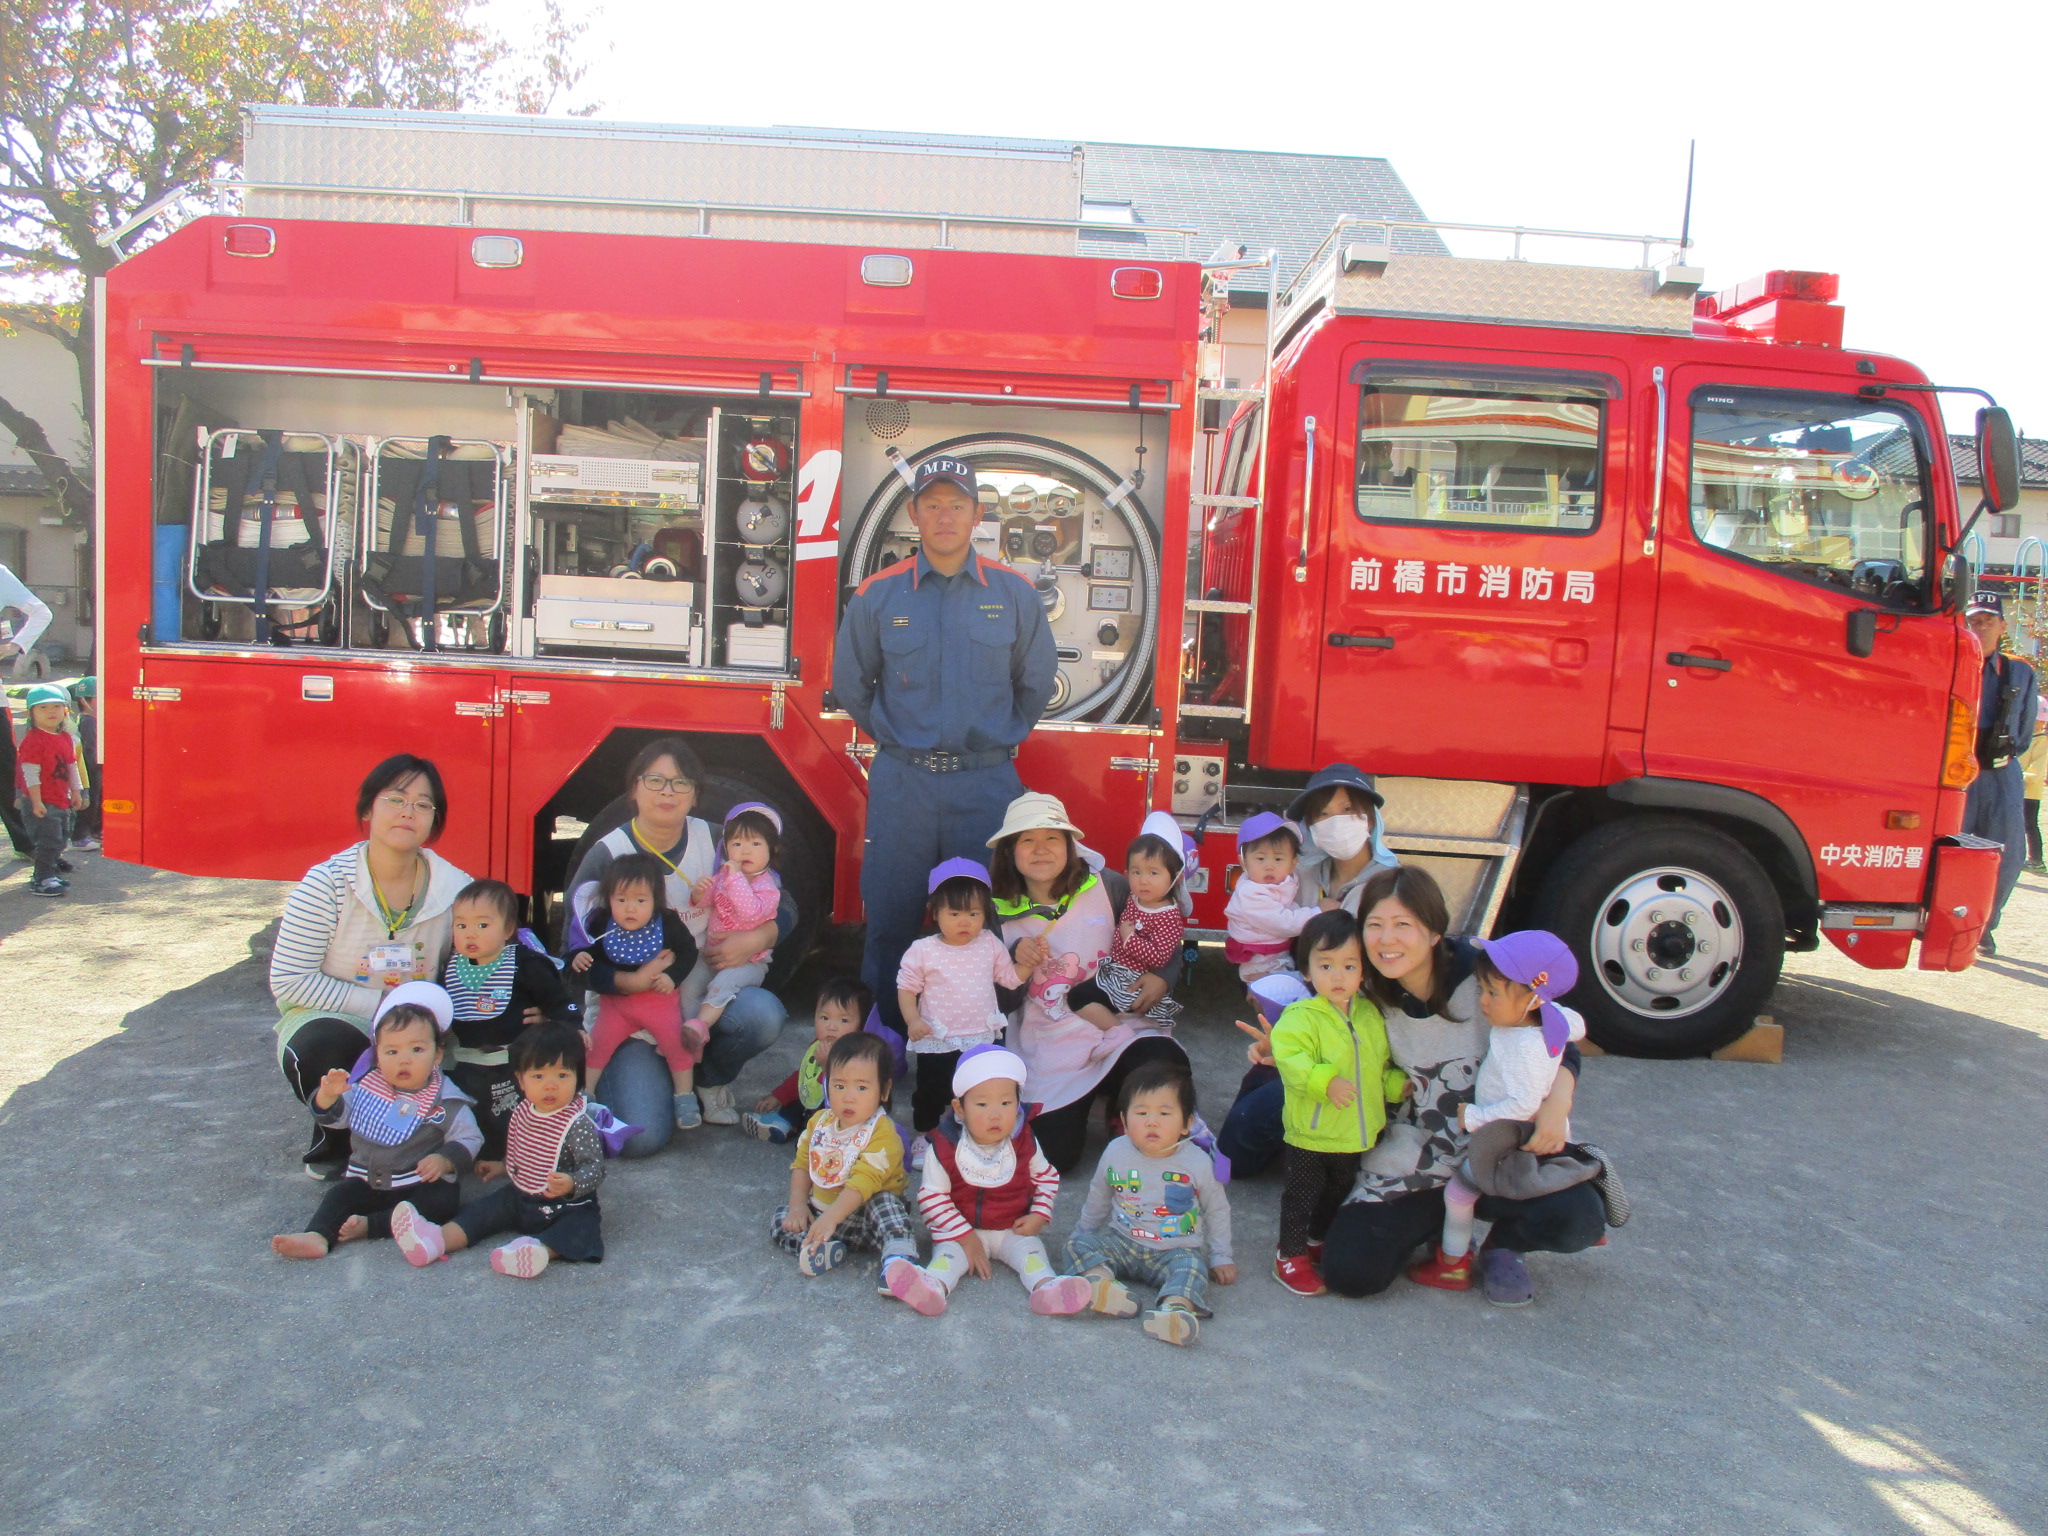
[1272,1251,1327,1296]
[1407,1245,1475,1291]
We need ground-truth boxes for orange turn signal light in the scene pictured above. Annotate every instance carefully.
[1885,811,1922,830]
[1942,699,1980,790]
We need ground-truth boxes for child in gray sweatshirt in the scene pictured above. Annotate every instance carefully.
[1064,1060,1235,1346]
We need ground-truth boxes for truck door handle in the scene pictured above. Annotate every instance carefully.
[1329,633,1395,649]
[1667,651,1732,672]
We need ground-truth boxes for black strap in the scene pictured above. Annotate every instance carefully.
[248,431,285,642]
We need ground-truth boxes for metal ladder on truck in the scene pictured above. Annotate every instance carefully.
[1173,223,1531,940]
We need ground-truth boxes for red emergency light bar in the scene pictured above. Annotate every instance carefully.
[1696,269,1843,348]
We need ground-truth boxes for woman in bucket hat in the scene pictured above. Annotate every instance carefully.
[987,791,1192,1174]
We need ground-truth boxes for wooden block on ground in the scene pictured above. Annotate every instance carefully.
[1711,1016,1783,1064]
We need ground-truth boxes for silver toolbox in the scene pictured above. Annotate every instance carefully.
[528,454,703,508]
[534,573,699,659]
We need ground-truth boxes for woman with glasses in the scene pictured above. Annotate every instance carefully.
[269,754,473,1179]
[989,792,1192,1175]
[562,738,791,1154]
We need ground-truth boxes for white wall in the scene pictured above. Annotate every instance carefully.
[0,330,91,663]
[0,330,87,464]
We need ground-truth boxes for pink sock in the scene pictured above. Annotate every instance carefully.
[1442,1177,1479,1259]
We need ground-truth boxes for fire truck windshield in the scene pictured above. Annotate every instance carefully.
[1354,374,1604,534]
[1689,389,1931,604]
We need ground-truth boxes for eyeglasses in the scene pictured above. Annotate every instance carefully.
[639,775,695,794]
[376,794,438,816]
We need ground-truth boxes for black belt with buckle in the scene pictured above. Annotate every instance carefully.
[883,745,1018,774]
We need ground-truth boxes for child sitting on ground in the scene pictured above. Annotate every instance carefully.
[14,683,87,898]
[443,878,577,1162]
[392,1022,606,1279]
[886,1046,1092,1318]
[682,802,784,1036]
[1408,929,1620,1291]
[897,858,1022,1170]
[271,985,479,1259]
[1269,910,1408,1297]
[773,1031,918,1286]
[1224,812,1324,983]
[1069,810,1189,1034]
[570,852,703,1129]
[1063,1060,1236,1346]
[743,976,872,1143]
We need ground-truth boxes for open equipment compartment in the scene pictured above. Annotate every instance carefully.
[710,406,797,670]
[359,435,510,653]
[524,391,712,666]
[186,426,356,645]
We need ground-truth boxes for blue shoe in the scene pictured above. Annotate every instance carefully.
[673,1091,702,1130]
[741,1109,794,1143]
[28,877,67,897]
[1480,1245,1535,1307]
[798,1237,846,1277]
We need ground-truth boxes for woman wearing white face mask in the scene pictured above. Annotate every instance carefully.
[1292,764,1399,914]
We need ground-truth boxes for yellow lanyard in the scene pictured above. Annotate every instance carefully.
[630,819,686,875]
[372,856,422,938]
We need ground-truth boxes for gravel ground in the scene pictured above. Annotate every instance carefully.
[1,847,2043,1535]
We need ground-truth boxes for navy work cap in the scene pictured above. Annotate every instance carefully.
[1286,762,1386,822]
[1967,590,2005,618]
[913,456,979,500]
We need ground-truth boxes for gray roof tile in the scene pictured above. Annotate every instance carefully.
[1947,433,2048,488]
[0,463,50,496]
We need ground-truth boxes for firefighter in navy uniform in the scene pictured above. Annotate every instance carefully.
[1962,591,2039,955]
[833,457,1058,1032]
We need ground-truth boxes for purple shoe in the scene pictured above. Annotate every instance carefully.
[1480,1245,1534,1307]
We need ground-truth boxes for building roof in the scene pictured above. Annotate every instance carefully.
[1948,433,2048,488]
[0,463,50,497]
[1077,140,1444,298]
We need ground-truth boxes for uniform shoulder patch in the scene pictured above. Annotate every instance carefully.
[855,556,919,597]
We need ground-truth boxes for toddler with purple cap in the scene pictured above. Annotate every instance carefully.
[1223,812,1328,984]
[681,801,785,1036]
[896,858,1024,1167]
[1410,929,1592,1293]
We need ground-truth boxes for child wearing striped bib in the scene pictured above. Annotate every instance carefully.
[392,1023,606,1279]
[271,985,481,1261]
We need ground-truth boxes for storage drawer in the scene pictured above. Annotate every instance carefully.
[536,575,698,656]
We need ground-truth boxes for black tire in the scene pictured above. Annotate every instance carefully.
[556,772,828,991]
[1532,816,1783,1059]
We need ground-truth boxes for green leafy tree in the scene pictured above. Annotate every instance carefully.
[0,0,594,527]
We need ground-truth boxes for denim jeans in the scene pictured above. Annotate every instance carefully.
[1216,1067,1285,1179]
[593,984,787,1157]
[1065,1224,1210,1314]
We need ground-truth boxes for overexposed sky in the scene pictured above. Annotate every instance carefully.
[512,0,2044,436]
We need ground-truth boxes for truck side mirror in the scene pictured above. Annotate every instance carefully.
[1978,407,2022,513]
[1846,608,1877,658]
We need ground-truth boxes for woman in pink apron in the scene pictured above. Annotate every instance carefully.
[989,792,1191,1174]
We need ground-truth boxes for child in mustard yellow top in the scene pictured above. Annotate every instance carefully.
[771,1031,917,1288]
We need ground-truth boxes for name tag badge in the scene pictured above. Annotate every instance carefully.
[367,943,413,975]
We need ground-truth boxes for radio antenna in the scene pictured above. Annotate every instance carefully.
[1679,139,1697,254]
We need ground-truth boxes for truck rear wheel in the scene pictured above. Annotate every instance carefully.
[1533,816,1783,1059]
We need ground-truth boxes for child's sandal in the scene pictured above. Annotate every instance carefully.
[1142,1302,1199,1346]
[1084,1272,1138,1318]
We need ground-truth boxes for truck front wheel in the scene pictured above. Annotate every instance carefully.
[1533,817,1783,1059]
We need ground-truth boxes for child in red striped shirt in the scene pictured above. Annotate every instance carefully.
[1070,812,1191,1033]
[884,1046,1093,1318]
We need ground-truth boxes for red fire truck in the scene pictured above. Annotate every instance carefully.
[95,113,2017,1056]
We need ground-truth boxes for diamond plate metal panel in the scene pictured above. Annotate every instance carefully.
[1290,253,1695,336]
[1375,776,1519,840]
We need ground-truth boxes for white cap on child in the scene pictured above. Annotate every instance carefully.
[952,1044,1027,1097]
[373,980,455,1035]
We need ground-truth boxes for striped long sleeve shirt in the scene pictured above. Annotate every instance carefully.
[916,1129,1059,1243]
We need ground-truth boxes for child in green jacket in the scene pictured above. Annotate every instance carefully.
[1269,909,1408,1297]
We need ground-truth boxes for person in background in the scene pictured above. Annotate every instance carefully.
[67,677,98,850]
[0,563,52,860]
[2021,691,2048,876]
[831,456,1057,1041]
[1962,592,2039,955]
[13,683,85,896]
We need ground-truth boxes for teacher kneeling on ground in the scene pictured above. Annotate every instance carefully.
[832,455,1058,1039]
[991,792,1191,1175]
[564,737,791,1154]
[270,755,471,1178]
